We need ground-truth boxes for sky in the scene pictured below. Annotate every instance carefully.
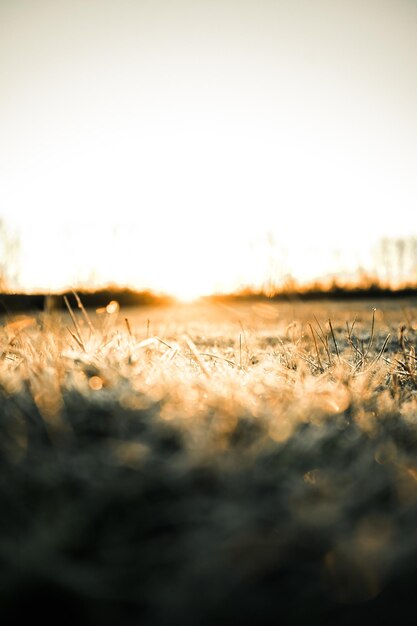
[1,0,417,298]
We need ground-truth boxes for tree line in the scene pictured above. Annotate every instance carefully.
[374,236,417,285]
[1,219,417,292]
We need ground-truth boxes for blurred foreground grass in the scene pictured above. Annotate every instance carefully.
[1,298,417,625]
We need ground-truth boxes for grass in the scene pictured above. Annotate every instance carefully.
[1,297,417,624]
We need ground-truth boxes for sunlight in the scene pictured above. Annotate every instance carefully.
[171,285,204,303]
[1,0,417,294]
[9,103,385,298]
[10,112,355,296]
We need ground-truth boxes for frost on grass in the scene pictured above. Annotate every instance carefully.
[1,301,417,625]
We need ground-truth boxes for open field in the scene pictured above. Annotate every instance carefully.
[1,298,417,624]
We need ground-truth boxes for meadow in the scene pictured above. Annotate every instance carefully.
[1,296,417,624]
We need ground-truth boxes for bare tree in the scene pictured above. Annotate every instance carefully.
[408,237,417,281]
[0,218,20,291]
[377,237,393,284]
[395,238,406,282]
[374,236,417,286]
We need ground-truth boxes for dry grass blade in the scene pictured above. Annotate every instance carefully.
[367,333,391,369]
[399,325,407,357]
[165,347,179,364]
[134,337,168,351]
[125,318,132,337]
[363,308,376,360]
[275,335,293,370]
[64,296,85,351]
[345,316,363,362]
[183,335,211,377]
[199,352,237,367]
[299,352,322,372]
[72,290,95,334]
[155,336,173,350]
[328,318,340,362]
[67,326,84,350]
[394,357,409,372]
[397,325,416,383]
[308,323,324,372]
[239,320,249,362]
[313,314,331,362]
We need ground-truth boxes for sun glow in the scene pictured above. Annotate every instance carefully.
[4,107,387,298]
[1,0,417,296]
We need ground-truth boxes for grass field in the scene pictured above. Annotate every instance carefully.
[1,297,417,624]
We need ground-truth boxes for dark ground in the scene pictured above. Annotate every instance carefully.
[1,300,417,625]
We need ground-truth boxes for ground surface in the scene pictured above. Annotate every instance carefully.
[1,298,417,624]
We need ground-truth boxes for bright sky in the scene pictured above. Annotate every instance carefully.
[1,0,417,298]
